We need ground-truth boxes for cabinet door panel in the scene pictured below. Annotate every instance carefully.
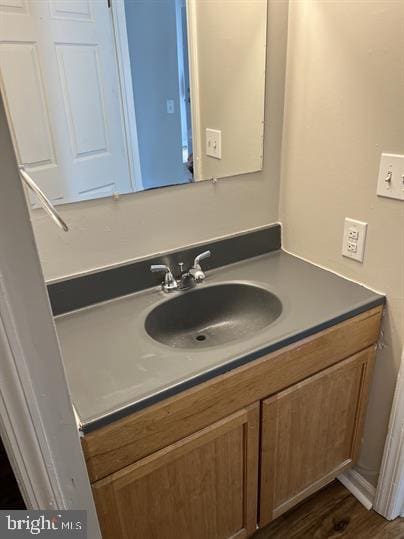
[93,404,259,539]
[259,347,375,526]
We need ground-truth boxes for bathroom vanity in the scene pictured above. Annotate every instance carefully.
[50,227,384,539]
[3,0,400,534]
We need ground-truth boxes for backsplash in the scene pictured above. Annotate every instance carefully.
[48,224,281,315]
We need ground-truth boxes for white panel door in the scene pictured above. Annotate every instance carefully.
[0,0,133,204]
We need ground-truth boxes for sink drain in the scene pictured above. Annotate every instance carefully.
[195,334,207,342]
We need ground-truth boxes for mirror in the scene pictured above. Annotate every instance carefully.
[0,0,267,205]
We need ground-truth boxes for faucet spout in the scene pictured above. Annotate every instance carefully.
[150,264,178,292]
[150,251,211,293]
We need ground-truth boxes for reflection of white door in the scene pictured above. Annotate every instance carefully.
[175,0,190,163]
[0,0,133,204]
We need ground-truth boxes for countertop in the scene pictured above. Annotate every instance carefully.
[55,250,384,432]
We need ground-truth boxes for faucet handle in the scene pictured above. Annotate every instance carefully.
[188,250,211,283]
[193,250,211,268]
[150,264,170,273]
[150,264,178,292]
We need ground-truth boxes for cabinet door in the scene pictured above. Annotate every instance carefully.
[259,347,375,526]
[93,404,259,539]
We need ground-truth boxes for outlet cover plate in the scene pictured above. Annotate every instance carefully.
[342,218,368,262]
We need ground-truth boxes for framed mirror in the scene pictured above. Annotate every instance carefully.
[0,0,268,205]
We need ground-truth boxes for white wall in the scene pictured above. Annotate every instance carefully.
[31,0,289,281]
[280,0,404,486]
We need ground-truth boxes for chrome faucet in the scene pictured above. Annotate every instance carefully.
[150,264,178,293]
[150,250,211,293]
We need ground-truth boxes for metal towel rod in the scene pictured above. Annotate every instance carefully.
[19,167,69,232]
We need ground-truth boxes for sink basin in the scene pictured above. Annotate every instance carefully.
[145,283,282,349]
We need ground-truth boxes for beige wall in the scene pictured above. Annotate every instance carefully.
[280,0,404,485]
[194,0,267,180]
[31,0,288,282]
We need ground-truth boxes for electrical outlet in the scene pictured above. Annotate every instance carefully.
[348,229,359,241]
[342,218,367,262]
[347,241,358,253]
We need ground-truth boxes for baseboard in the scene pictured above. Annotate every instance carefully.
[338,468,376,510]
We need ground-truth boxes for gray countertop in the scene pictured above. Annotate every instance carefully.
[55,250,384,432]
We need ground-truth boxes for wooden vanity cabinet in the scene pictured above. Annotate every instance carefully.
[83,306,382,539]
[92,404,259,539]
[259,347,374,526]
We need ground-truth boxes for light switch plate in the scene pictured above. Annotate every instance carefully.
[377,153,404,200]
[166,99,174,114]
[342,218,368,262]
[206,128,222,159]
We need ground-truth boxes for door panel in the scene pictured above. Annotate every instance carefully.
[0,0,132,204]
[259,347,375,526]
[56,44,109,159]
[0,0,28,15]
[49,0,93,21]
[0,43,55,167]
[93,404,259,539]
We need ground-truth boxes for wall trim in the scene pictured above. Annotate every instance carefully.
[109,0,143,191]
[0,93,101,536]
[0,311,52,508]
[338,468,376,510]
[373,349,404,520]
[186,0,202,179]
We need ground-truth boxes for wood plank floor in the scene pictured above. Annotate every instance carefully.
[254,481,404,538]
